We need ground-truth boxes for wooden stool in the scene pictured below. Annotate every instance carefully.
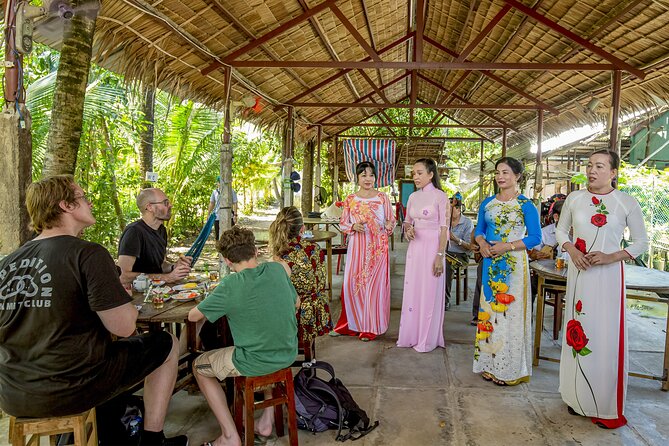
[455,263,469,305]
[233,368,298,446]
[9,408,97,446]
[293,335,316,367]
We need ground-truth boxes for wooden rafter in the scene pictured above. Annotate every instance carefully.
[455,4,512,62]
[503,0,645,79]
[227,60,616,70]
[203,0,342,74]
[330,4,381,61]
[294,102,539,110]
[287,33,413,104]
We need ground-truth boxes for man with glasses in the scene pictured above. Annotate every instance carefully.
[118,188,191,284]
[0,175,187,446]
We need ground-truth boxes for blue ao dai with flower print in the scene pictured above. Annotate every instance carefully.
[472,195,541,383]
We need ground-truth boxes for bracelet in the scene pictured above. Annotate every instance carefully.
[509,242,515,251]
[436,252,444,257]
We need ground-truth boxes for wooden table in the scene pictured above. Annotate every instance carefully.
[256,230,337,300]
[303,217,341,233]
[531,259,669,390]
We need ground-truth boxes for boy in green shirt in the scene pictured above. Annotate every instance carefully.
[188,226,298,446]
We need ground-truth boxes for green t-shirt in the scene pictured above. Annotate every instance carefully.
[197,262,298,376]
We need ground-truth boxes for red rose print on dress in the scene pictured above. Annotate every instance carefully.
[591,214,607,227]
[575,300,582,313]
[566,319,591,356]
[574,238,587,254]
[591,196,600,205]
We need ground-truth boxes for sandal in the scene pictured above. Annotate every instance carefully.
[492,378,508,386]
[481,372,493,381]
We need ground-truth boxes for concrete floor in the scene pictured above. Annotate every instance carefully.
[2,233,668,445]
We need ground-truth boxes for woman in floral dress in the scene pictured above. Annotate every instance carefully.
[473,157,542,385]
[269,206,332,345]
[557,150,647,428]
[333,161,395,341]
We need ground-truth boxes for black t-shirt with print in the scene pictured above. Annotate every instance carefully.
[0,235,131,416]
[118,219,167,274]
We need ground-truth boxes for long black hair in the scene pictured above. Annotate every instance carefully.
[414,158,442,191]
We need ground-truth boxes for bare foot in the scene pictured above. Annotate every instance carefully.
[255,409,274,437]
[210,433,241,446]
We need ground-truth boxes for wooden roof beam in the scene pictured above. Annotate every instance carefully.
[424,111,495,142]
[315,72,410,123]
[359,0,383,85]
[295,102,539,110]
[502,0,645,79]
[320,122,505,128]
[330,4,382,61]
[295,0,360,100]
[203,0,342,74]
[452,93,519,131]
[455,4,512,62]
[228,61,616,70]
[415,0,426,63]
[288,33,413,104]
[422,37,560,114]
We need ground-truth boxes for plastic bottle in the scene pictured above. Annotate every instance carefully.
[128,415,142,437]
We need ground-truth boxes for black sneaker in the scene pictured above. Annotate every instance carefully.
[163,435,189,446]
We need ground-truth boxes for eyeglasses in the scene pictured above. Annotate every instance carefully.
[74,194,91,204]
[149,199,171,207]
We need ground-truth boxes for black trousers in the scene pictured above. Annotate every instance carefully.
[472,261,483,318]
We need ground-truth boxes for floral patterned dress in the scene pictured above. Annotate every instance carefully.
[280,237,332,343]
[472,195,542,382]
[556,189,647,428]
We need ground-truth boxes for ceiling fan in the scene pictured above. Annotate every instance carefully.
[15,0,99,54]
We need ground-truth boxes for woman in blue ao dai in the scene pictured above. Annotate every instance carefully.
[473,157,542,386]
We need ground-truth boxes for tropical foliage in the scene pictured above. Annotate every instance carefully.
[19,44,285,254]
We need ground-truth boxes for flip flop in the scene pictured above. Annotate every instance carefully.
[481,372,493,381]
[253,433,278,445]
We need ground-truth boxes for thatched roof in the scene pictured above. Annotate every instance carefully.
[38,0,669,159]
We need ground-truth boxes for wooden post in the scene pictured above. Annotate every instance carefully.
[219,67,233,233]
[501,127,507,158]
[315,125,322,212]
[610,70,622,155]
[333,136,339,201]
[534,109,544,199]
[0,0,32,253]
[301,138,314,213]
[478,140,484,204]
[282,106,295,207]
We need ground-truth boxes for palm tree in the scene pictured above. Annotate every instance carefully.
[42,1,99,176]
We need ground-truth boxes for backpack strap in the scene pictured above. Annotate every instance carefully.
[302,361,337,381]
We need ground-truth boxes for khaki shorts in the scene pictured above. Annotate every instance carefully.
[193,346,242,380]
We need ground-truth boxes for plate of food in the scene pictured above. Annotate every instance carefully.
[150,279,166,286]
[151,286,172,295]
[173,282,199,291]
[173,291,200,301]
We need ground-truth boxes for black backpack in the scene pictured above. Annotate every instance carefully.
[293,361,379,441]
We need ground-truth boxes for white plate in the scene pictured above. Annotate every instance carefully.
[173,283,200,291]
[150,280,166,287]
[151,286,172,295]
[173,291,199,302]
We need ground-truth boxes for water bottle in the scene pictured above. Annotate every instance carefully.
[128,415,142,437]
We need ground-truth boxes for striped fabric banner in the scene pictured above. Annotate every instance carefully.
[342,139,396,187]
